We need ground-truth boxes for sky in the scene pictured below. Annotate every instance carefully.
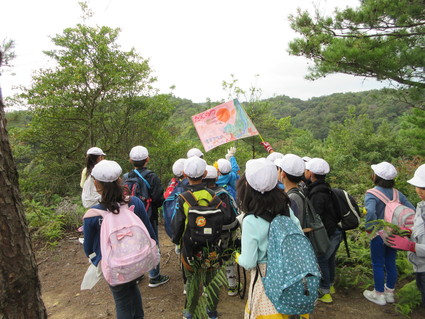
[1,0,389,104]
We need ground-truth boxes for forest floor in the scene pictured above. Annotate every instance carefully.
[36,225,425,319]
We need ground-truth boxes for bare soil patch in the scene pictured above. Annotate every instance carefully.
[36,226,425,318]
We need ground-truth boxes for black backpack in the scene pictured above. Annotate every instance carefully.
[123,169,152,218]
[180,189,224,261]
[288,188,330,256]
[331,188,361,231]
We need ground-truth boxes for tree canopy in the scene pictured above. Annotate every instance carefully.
[288,0,425,107]
[19,24,174,197]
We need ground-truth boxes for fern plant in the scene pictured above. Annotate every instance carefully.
[185,247,232,319]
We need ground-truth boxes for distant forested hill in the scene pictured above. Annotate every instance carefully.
[167,89,412,141]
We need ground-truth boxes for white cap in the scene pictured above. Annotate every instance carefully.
[187,148,204,158]
[266,152,284,162]
[205,165,218,179]
[305,158,330,175]
[275,154,305,177]
[87,147,105,156]
[371,161,397,180]
[91,160,122,182]
[302,156,311,162]
[184,156,207,178]
[217,158,232,174]
[172,158,186,176]
[407,164,425,188]
[246,158,278,193]
[129,146,149,161]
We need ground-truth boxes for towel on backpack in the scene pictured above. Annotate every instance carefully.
[245,264,310,319]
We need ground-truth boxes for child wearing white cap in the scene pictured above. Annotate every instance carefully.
[383,164,425,308]
[187,147,204,158]
[384,164,425,308]
[234,158,304,318]
[203,165,241,297]
[124,145,169,288]
[304,157,341,304]
[363,161,416,305]
[275,154,306,224]
[82,160,157,319]
[171,156,223,319]
[80,147,105,208]
[216,147,240,200]
[164,158,189,200]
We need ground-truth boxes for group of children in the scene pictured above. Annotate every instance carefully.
[79,142,425,319]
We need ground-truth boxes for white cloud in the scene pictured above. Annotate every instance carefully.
[1,0,387,103]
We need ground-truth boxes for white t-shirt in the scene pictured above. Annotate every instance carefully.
[81,175,101,208]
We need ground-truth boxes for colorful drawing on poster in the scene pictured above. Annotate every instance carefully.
[191,99,259,152]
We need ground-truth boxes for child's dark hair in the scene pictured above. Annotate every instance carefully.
[374,175,395,188]
[203,178,216,188]
[286,173,302,184]
[98,180,129,213]
[313,174,326,181]
[188,176,204,182]
[278,167,302,184]
[131,159,147,168]
[236,174,290,219]
[86,154,102,177]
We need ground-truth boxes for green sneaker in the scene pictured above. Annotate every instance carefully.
[330,285,336,294]
[228,283,242,296]
[148,274,170,288]
[318,293,333,303]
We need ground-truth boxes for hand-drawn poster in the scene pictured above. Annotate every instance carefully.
[191,99,259,152]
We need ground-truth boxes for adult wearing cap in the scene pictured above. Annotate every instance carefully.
[171,156,222,319]
[82,160,157,319]
[304,157,341,304]
[124,145,169,288]
[384,164,425,308]
[363,161,415,306]
[216,147,240,200]
[234,158,303,319]
[80,147,106,208]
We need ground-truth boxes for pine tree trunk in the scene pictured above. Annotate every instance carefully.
[0,92,47,318]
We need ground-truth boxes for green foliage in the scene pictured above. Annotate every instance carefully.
[395,280,422,317]
[336,228,374,290]
[288,0,425,107]
[398,109,425,156]
[15,23,176,198]
[192,266,228,319]
[24,196,85,245]
[185,247,230,319]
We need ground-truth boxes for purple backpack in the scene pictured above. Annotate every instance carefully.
[84,203,159,286]
[366,188,415,229]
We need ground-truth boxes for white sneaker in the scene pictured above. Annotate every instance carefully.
[363,289,386,305]
[384,285,395,303]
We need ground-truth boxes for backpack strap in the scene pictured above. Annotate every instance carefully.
[180,189,222,209]
[392,188,399,202]
[343,190,358,214]
[83,208,107,219]
[366,188,390,204]
[133,169,151,189]
[179,191,198,207]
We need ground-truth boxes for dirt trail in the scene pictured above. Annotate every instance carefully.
[36,227,425,318]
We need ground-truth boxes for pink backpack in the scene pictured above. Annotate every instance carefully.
[366,188,415,229]
[83,203,159,286]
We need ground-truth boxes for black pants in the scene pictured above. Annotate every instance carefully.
[416,272,425,307]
